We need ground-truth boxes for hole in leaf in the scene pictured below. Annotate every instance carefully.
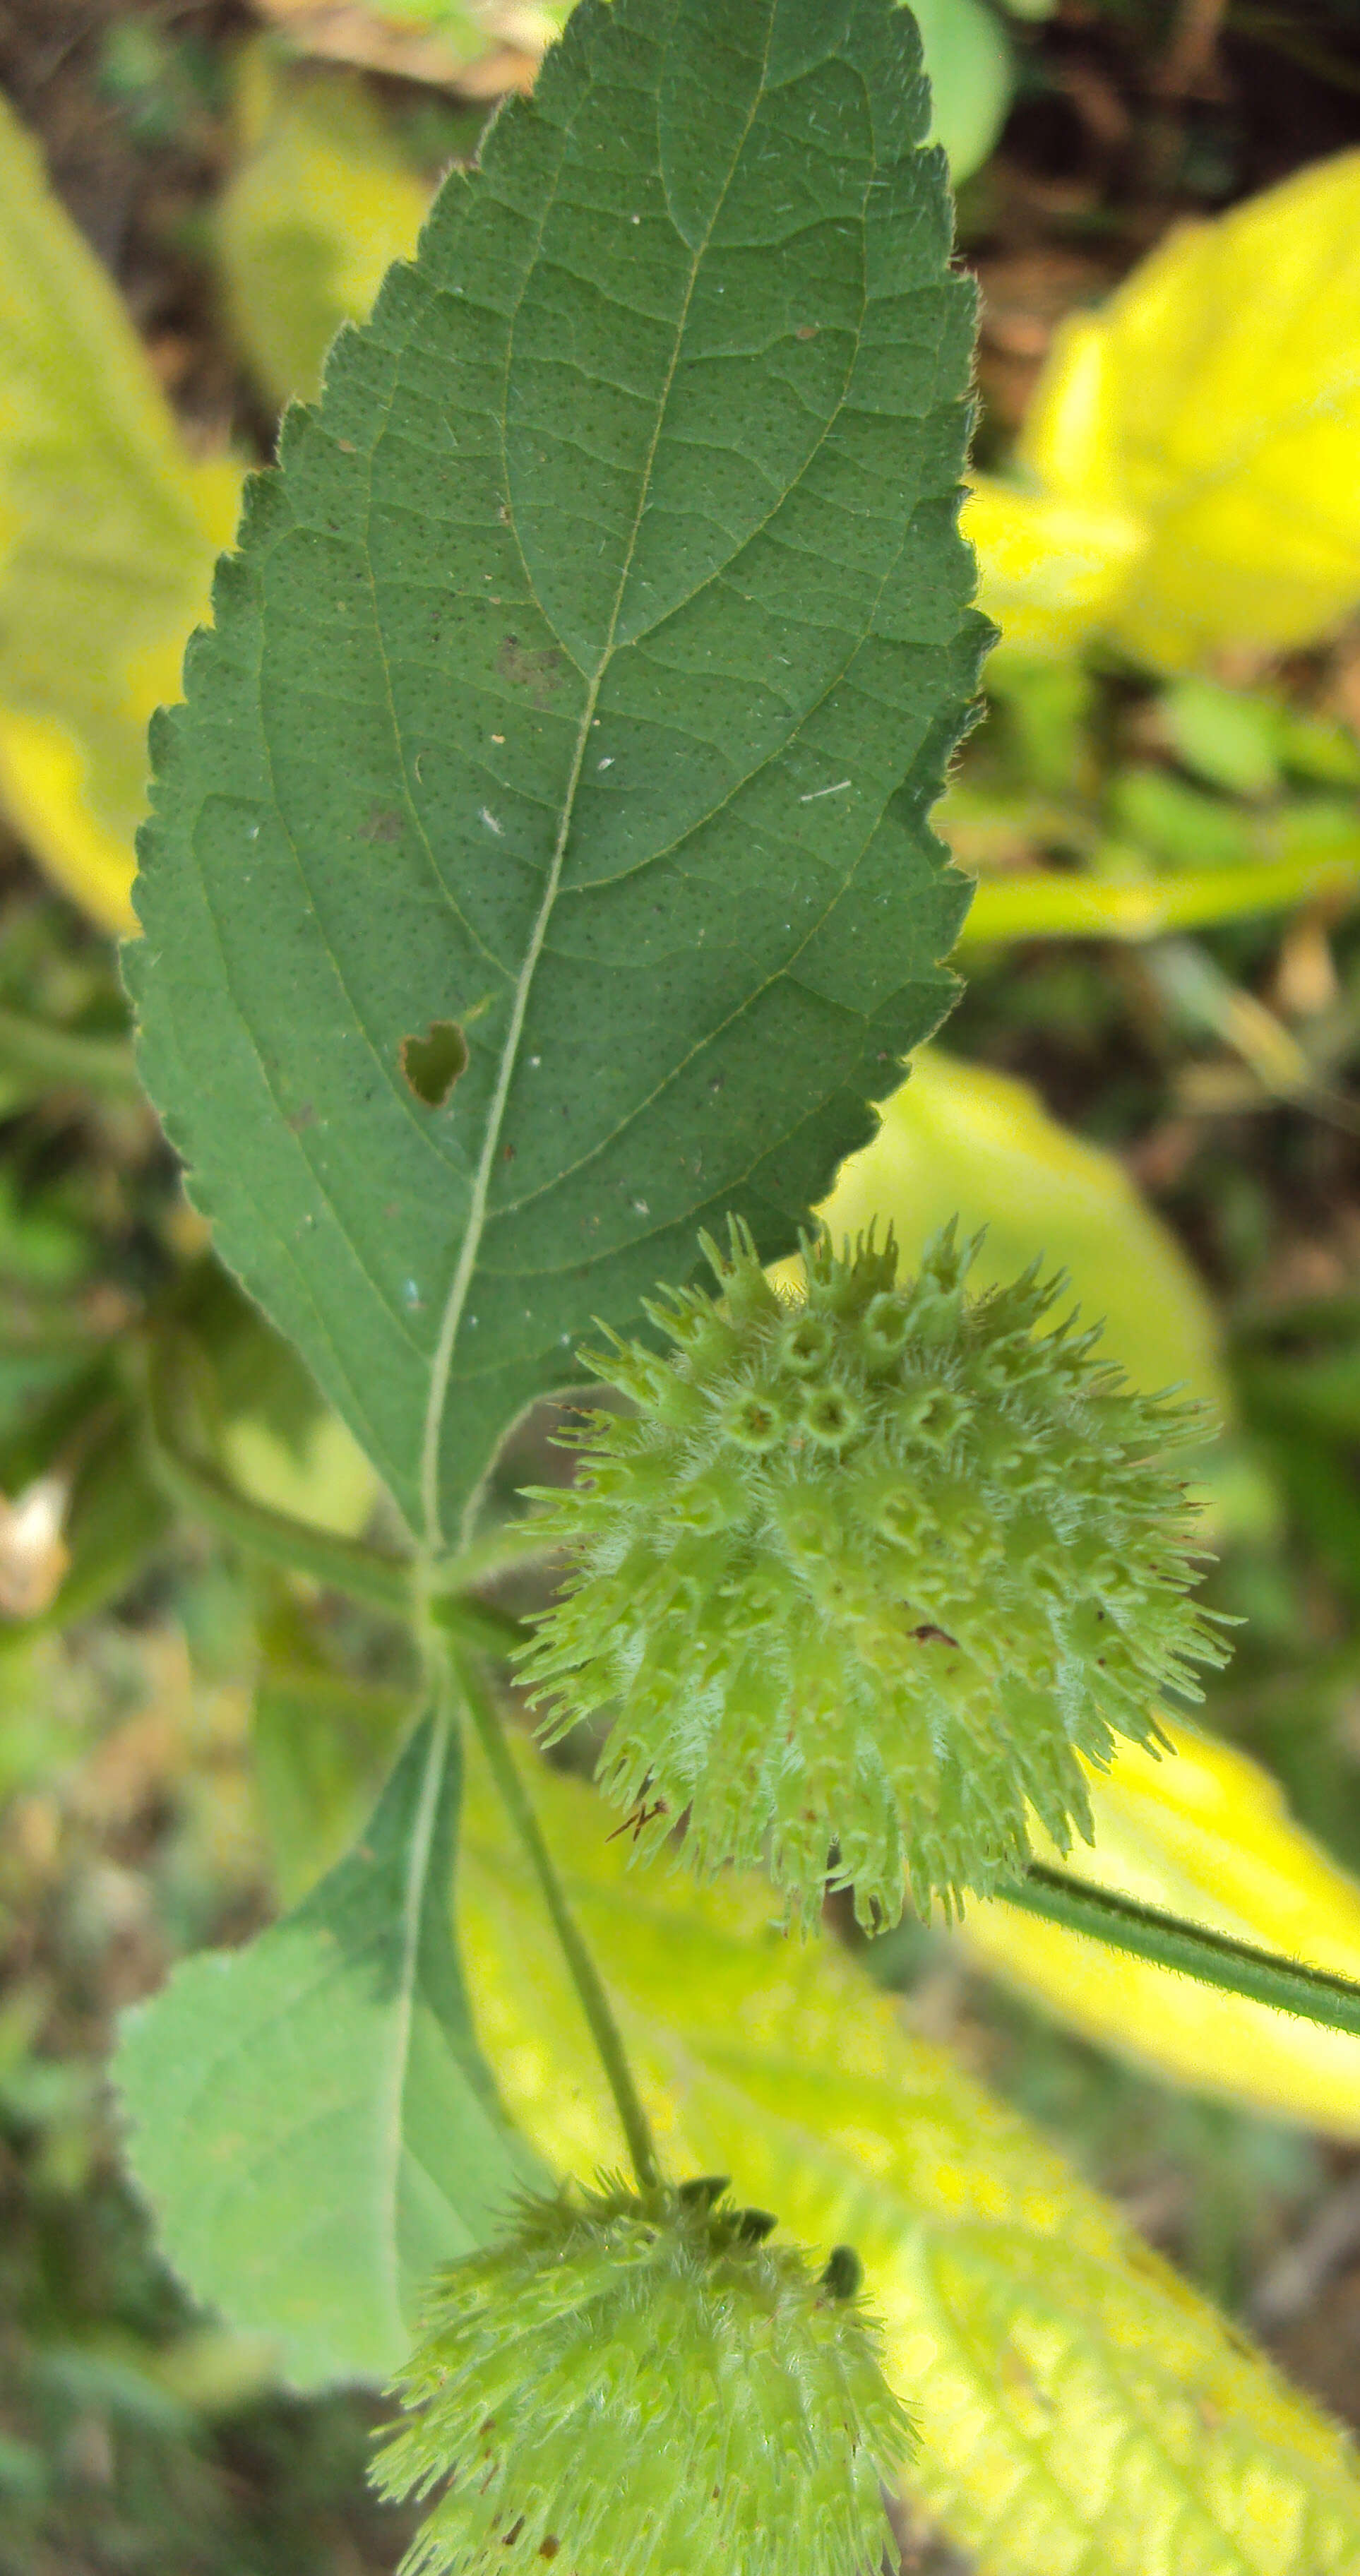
[400,1020,468,1109]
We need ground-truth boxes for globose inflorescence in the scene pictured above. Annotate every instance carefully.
[374,2177,905,2576]
[520,1220,1223,1926]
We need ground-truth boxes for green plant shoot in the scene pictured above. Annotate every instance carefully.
[108,5,1360,2572]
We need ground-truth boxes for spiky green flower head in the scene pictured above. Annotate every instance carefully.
[374,2176,907,2576]
[520,1220,1224,1926]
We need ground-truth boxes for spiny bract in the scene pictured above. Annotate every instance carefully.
[519,1220,1224,1926]
[373,2177,907,2576]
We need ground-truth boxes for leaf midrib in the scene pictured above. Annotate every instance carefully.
[378,1709,451,2345]
[416,28,775,1557]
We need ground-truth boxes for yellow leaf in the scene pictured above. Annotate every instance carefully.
[458,1740,1360,2575]
[217,48,434,407]
[0,92,240,932]
[960,1717,1360,2140]
[784,1045,1231,1428]
[962,475,1143,661]
[0,709,144,938]
[974,150,1360,668]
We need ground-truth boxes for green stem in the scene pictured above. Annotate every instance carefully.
[1001,1863,1360,2037]
[0,1005,139,1099]
[451,1647,661,2195]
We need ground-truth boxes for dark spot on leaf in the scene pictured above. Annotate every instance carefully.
[795,323,818,340]
[359,807,402,845]
[400,1020,469,1109]
[538,2542,560,2562]
[287,1102,315,1132]
[912,1623,960,1648]
[497,634,568,703]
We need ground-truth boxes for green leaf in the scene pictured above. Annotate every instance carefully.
[253,1641,414,1904]
[458,1743,1360,2575]
[115,1713,546,2390]
[129,0,989,1551]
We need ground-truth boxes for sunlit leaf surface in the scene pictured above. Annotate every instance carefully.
[460,1741,1360,2575]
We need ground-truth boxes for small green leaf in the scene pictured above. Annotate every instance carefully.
[910,0,1013,180]
[458,1743,1360,2575]
[1159,676,1282,802]
[130,0,989,1550]
[115,1712,545,2390]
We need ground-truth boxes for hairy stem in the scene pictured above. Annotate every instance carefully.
[451,1647,662,2195]
[1004,1862,1360,2037]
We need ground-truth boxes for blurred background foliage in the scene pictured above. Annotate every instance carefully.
[1,1,1360,2568]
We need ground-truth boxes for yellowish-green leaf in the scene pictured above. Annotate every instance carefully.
[890,0,1013,179]
[217,49,434,407]
[779,1044,1231,1426]
[222,1407,378,1539]
[458,1740,1360,2575]
[970,149,1360,669]
[956,840,1360,947]
[961,475,1142,662]
[959,1717,1360,2142]
[0,90,240,932]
